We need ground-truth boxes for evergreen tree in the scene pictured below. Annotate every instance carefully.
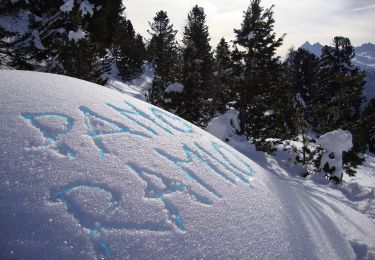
[146,10,179,108]
[178,43,203,124]
[180,5,214,126]
[362,99,375,153]
[0,0,125,83]
[283,48,321,172]
[112,19,146,80]
[315,36,366,175]
[212,38,234,115]
[233,0,292,152]
[316,37,365,132]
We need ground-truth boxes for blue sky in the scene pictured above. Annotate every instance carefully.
[125,0,375,57]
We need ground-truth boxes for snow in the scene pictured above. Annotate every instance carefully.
[31,30,45,50]
[1,71,375,259]
[68,27,86,42]
[247,31,255,40]
[79,0,96,17]
[317,129,353,178]
[0,10,30,36]
[60,0,74,13]
[106,62,155,101]
[206,109,241,141]
[165,83,184,94]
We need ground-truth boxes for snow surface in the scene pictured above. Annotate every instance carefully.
[165,82,184,94]
[1,71,375,259]
[317,129,353,178]
[106,62,155,101]
[206,109,241,141]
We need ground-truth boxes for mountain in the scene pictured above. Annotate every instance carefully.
[300,41,324,57]
[301,41,375,102]
[1,70,375,259]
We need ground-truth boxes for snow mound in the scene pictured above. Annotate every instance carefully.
[1,71,375,259]
[317,129,353,178]
[206,108,241,141]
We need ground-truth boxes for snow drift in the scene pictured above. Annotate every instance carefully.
[0,70,374,259]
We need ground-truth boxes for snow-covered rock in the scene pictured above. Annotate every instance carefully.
[165,82,184,94]
[317,129,353,178]
[1,71,375,259]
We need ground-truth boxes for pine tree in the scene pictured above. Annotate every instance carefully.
[233,0,291,152]
[212,38,234,115]
[178,43,203,124]
[316,37,365,131]
[180,5,214,126]
[146,10,179,108]
[112,19,146,80]
[362,99,375,153]
[315,36,366,175]
[283,47,321,172]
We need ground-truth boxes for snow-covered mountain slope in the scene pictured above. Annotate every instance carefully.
[0,70,375,259]
[301,42,375,102]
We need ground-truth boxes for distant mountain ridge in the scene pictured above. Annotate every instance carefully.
[301,41,375,102]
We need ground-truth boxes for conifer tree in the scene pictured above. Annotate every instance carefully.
[180,5,214,126]
[233,0,291,152]
[362,99,375,153]
[316,37,365,132]
[112,19,146,80]
[146,10,179,108]
[315,36,366,174]
[212,38,234,115]
[283,48,321,171]
[179,43,203,124]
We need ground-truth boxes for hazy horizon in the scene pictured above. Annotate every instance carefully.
[124,0,375,57]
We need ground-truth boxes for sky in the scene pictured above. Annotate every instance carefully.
[124,0,375,57]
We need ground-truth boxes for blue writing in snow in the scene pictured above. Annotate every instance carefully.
[79,106,150,157]
[54,185,117,259]
[194,142,252,184]
[107,101,173,136]
[211,142,253,180]
[107,101,193,137]
[54,184,173,259]
[150,107,193,134]
[127,163,212,231]
[21,112,76,157]
[154,147,223,198]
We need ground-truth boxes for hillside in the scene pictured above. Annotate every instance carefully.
[0,70,374,259]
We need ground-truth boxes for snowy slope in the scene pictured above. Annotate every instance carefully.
[105,62,154,101]
[1,70,375,259]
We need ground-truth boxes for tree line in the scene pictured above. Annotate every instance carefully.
[1,0,374,179]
